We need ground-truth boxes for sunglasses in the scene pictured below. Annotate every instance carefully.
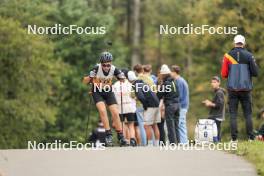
[102,63,111,68]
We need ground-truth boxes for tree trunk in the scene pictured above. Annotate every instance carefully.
[126,0,131,43]
[131,0,141,67]
[157,33,162,69]
[112,0,116,9]
[186,40,192,77]
[140,0,145,63]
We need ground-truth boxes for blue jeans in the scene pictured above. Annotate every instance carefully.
[136,107,147,146]
[178,108,188,144]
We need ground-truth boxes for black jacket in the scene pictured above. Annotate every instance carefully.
[157,76,179,106]
[209,88,225,121]
[132,80,159,109]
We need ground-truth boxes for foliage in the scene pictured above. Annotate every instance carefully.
[0,0,263,148]
[230,141,264,176]
[0,17,65,148]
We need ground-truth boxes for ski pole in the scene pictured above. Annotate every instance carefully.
[120,81,124,133]
[85,91,92,142]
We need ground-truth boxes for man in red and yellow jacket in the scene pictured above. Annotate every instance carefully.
[221,34,258,141]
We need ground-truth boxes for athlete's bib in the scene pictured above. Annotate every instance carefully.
[92,64,115,87]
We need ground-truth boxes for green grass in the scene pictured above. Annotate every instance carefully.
[230,141,264,176]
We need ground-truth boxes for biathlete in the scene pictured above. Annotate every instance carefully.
[83,51,128,147]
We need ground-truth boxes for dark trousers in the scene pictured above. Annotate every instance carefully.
[165,103,179,144]
[208,118,222,142]
[215,120,222,142]
[158,118,166,144]
[228,91,254,140]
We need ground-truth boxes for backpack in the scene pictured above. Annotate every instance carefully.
[134,80,159,108]
[194,119,218,143]
[144,88,159,107]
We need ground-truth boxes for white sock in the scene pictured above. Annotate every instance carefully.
[148,140,153,146]
[154,140,160,146]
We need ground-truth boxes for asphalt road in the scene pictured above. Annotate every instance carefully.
[0,147,257,176]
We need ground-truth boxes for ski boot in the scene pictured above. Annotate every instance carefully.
[105,130,114,147]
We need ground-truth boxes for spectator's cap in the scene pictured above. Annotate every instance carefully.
[128,71,137,81]
[212,76,221,83]
[234,35,245,45]
[160,64,171,74]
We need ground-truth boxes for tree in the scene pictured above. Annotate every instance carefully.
[131,0,141,66]
[0,17,65,148]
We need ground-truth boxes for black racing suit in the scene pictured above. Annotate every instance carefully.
[88,64,124,105]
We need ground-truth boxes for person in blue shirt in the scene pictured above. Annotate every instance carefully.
[171,65,189,144]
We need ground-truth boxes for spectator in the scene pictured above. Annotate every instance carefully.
[143,64,161,144]
[255,108,264,141]
[202,76,225,142]
[128,71,161,146]
[113,74,137,146]
[134,64,156,90]
[133,64,158,145]
[157,65,180,144]
[171,65,189,144]
[143,64,158,85]
[221,34,258,141]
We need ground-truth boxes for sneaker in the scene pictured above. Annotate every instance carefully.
[130,138,137,147]
[105,134,114,147]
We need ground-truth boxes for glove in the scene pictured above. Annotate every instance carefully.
[89,70,96,78]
